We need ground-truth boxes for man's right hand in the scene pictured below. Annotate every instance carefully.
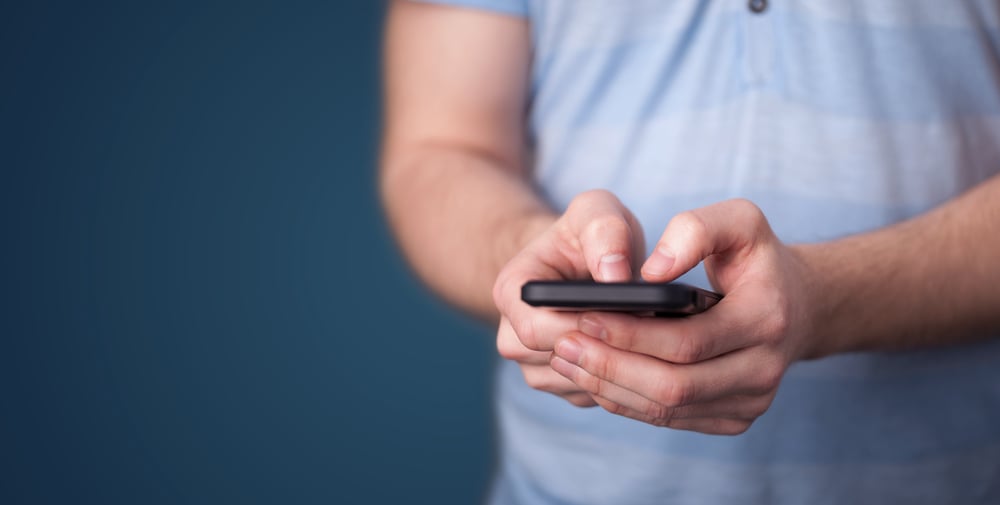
[492,190,645,407]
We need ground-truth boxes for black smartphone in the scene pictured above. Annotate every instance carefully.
[521,280,721,317]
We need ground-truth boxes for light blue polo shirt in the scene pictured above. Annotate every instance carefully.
[413,1,1000,503]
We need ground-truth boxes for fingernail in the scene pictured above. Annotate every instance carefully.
[598,253,629,282]
[579,317,607,340]
[554,338,582,365]
[643,248,675,277]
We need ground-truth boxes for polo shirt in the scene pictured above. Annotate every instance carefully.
[414,1,1000,503]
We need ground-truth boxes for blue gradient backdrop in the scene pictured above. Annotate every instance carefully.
[1,2,496,503]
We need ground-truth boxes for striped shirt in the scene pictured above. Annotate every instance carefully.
[415,1,1000,503]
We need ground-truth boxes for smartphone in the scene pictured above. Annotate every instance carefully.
[521,280,721,317]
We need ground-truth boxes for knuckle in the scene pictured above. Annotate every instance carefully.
[602,400,629,417]
[764,312,790,346]
[758,361,784,392]
[729,198,763,218]
[671,210,709,242]
[522,368,553,392]
[750,397,774,418]
[673,330,707,364]
[495,336,516,360]
[713,419,751,436]
[571,189,616,210]
[566,394,595,408]
[643,401,671,422]
[650,417,672,428]
[584,215,630,243]
[512,317,541,351]
[656,376,690,408]
[723,420,753,436]
[730,198,770,236]
[496,332,526,361]
[761,293,792,343]
[522,370,544,391]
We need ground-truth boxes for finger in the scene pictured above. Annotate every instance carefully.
[641,198,771,283]
[493,258,581,352]
[495,268,580,352]
[576,298,756,363]
[508,306,579,352]
[550,356,667,419]
[565,190,644,282]
[496,317,555,365]
[589,396,752,434]
[554,353,773,421]
[668,394,773,420]
[520,363,587,396]
[663,418,753,436]
[563,392,599,408]
[588,395,671,427]
[493,249,569,319]
[554,333,784,408]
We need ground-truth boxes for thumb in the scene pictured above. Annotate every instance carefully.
[640,199,772,283]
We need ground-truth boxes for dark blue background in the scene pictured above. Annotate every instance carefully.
[1,1,496,503]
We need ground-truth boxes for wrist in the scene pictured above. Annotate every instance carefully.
[789,243,859,360]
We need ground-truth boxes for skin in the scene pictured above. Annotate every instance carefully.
[381,1,1000,434]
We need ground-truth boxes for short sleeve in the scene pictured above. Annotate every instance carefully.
[409,0,528,17]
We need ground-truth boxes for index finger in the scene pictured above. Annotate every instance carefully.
[563,190,645,283]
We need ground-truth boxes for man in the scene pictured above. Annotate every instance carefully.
[380,1,1000,503]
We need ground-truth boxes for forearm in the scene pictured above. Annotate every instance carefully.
[380,145,554,321]
[379,2,539,321]
[798,174,1000,358]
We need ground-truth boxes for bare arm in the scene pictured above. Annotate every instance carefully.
[380,1,553,321]
[801,173,1000,357]
[381,2,648,408]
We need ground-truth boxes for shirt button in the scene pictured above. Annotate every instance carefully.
[749,0,767,14]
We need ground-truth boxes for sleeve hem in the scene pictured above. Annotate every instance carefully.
[408,0,528,17]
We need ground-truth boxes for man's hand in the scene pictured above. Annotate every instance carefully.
[548,199,814,434]
[492,190,645,407]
